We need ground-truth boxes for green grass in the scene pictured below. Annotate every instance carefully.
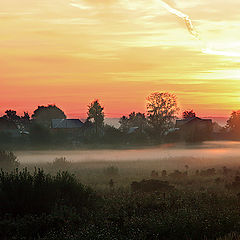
[2,155,240,239]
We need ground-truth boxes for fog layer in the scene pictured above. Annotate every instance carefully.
[16,141,240,167]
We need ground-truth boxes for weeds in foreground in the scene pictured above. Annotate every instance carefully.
[2,159,240,239]
[0,168,100,216]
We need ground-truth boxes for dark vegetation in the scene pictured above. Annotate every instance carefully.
[1,92,240,239]
[0,168,99,216]
[2,152,240,239]
[3,92,240,150]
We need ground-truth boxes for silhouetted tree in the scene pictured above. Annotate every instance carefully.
[2,110,31,133]
[226,110,240,137]
[20,112,31,131]
[22,112,30,121]
[119,116,129,133]
[119,112,147,133]
[182,110,196,119]
[3,110,20,124]
[147,92,179,139]
[87,100,104,136]
[32,105,66,127]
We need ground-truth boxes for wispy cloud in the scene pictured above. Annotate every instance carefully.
[70,2,92,10]
[0,0,240,116]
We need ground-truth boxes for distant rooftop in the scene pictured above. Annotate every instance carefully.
[176,117,212,128]
[51,119,84,129]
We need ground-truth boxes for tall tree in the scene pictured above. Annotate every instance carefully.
[32,105,66,127]
[87,100,104,136]
[2,110,21,130]
[226,110,240,135]
[182,110,196,119]
[119,116,129,133]
[146,92,179,138]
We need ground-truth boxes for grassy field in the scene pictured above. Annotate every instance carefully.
[2,153,240,239]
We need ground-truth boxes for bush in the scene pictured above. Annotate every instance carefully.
[0,168,100,216]
[51,157,71,170]
[0,150,19,171]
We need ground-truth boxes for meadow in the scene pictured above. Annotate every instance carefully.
[2,145,240,239]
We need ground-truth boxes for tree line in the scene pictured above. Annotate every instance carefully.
[0,92,240,148]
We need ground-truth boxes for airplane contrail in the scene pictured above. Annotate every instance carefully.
[159,0,240,58]
[158,0,200,40]
[70,0,240,58]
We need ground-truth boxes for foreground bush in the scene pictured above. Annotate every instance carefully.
[14,190,239,240]
[0,168,100,216]
[0,150,19,171]
[2,168,240,240]
[50,157,72,170]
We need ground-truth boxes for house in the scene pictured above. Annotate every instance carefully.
[51,119,96,143]
[51,119,84,142]
[127,127,139,134]
[175,117,212,142]
[51,119,84,129]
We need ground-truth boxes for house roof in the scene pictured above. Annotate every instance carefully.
[51,119,84,129]
[127,126,139,134]
[176,117,212,128]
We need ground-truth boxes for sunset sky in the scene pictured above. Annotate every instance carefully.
[1,0,240,118]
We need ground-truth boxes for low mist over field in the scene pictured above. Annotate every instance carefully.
[16,141,240,168]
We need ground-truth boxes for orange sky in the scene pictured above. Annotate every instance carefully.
[1,0,240,118]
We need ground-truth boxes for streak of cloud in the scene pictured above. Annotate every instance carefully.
[160,0,240,58]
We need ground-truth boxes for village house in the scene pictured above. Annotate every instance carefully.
[51,119,84,130]
[175,117,213,142]
[51,119,96,143]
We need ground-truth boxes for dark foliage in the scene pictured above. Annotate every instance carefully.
[29,123,52,146]
[103,125,124,144]
[147,92,178,140]
[0,168,100,216]
[226,110,240,138]
[32,105,66,127]
[182,109,196,119]
[0,150,19,171]
[87,100,104,137]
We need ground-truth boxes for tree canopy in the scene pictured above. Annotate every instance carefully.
[226,110,240,136]
[119,112,147,133]
[3,110,20,122]
[182,110,196,119]
[146,92,179,139]
[32,105,66,127]
[87,100,104,136]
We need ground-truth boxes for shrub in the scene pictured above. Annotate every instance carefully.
[51,157,71,170]
[0,168,100,216]
[0,150,19,171]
